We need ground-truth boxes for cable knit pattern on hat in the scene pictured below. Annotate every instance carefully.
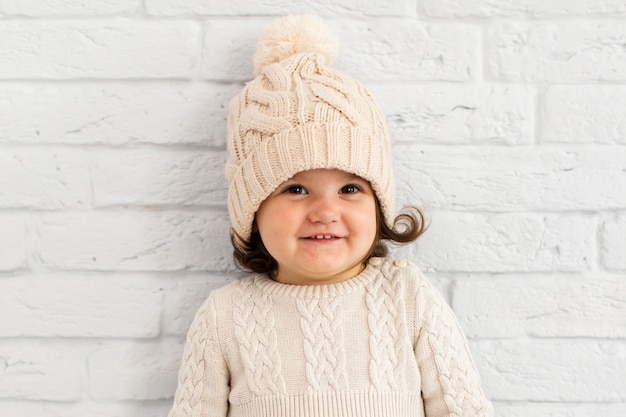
[226,16,395,242]
[167,258,494,417]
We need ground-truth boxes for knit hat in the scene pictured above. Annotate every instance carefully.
[226,15,395,242]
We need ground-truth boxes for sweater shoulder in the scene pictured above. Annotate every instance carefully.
[187,277,255,329]
[375,257,449,331]
[375,257,433,294]
[210,276,256,297]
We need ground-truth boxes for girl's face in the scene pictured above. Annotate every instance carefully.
[255,169,377,286]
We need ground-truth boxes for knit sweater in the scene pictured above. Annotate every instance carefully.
[167,257,493,417]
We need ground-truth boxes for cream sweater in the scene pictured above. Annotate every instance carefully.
[167,258,493,417]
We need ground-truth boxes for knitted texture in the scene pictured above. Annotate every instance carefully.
[297,298,347,391]
[168,258,494,417]
[421,297,489,416]
[366,266,405,391]
[225,15,395,241]
[233,280,286,395]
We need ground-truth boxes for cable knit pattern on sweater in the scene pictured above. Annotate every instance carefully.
[424,294,487,416]
[168,258,493,417]
[366,263,405,391]
[297,297,348,392]
[233,280,286,395]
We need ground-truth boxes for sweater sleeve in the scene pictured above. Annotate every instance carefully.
[413,276,493,417]
[168,291,230,417]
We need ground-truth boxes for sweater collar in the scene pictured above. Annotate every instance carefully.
[253,259,383,299]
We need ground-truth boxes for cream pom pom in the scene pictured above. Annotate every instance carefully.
[253,15,339,76]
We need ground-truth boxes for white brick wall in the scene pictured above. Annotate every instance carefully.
[0,1,624,416]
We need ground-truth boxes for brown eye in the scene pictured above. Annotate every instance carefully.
[340,184,360,194]
[284,185,306,194]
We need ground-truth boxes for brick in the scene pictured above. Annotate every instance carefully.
[0,341,82,401]
[0,148,90,208]
[398,212,595,273]
[0,402,169,417]
[370,84,533,145]
[601,214,626,270]
[35,211,233,271]
[422,0,626,17]
[89,340,183,400]
[335,22,479,81]
[0,215,26,270]
[92,149,227,207]
[0,83,238,146]
[201,19,264,81]
[472,339,626,401]
[393,145,626,212]
[543,86,626,144]
[202,20,480,81]
[453,275,626,338]
[146,0,415,16]
[0,0,139,16]
[494,402,626,417]
[0,275,163,337]
[0,21,199,79]
[488,22,626,82]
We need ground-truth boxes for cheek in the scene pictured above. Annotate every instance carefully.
[255,217,281,260]
[255,200,277,231]
[255,202,297,253]
[352,201,378,240]
[256,213,278,244]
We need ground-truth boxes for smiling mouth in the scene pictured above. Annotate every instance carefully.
[305,235,338,240]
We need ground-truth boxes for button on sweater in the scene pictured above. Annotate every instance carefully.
[167,258,493,417]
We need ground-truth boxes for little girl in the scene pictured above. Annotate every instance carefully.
[168,15,493,417]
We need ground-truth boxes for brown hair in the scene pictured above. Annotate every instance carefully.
[231,202,427,276]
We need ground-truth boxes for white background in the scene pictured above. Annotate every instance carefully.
[0,0,625,416]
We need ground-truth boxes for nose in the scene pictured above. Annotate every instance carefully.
[307,195,339,224]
